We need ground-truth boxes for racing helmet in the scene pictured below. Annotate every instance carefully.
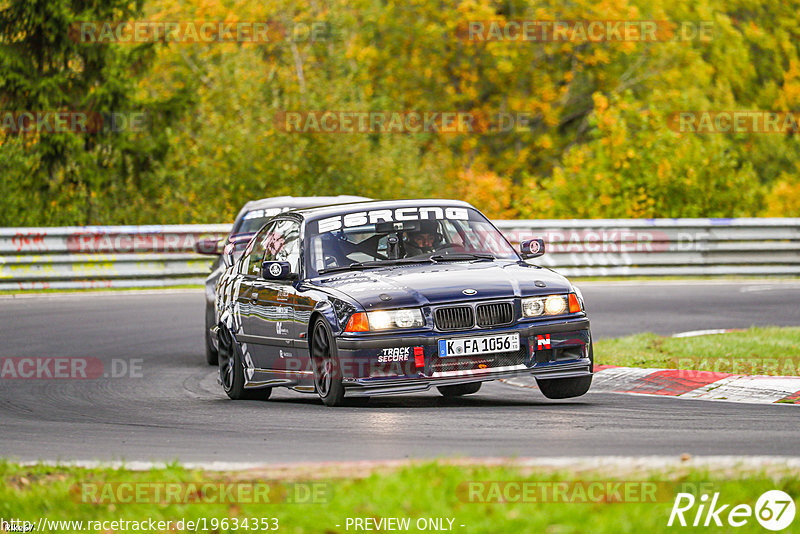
[404,219,441,254]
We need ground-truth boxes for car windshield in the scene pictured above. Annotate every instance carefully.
[306,206,519,276]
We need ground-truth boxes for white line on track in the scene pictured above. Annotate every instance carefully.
[16,456,800,472]
[573,279,800,287]
[739,284,800,292]
[671,329,733,338]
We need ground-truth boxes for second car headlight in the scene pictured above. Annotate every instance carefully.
[522,294,582,317]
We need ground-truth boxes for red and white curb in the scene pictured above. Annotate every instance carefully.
[504,366,800,405]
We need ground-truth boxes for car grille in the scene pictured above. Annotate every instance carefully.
[430,347,527,373]
[475,302,513,327]
[434,306,474,331]
[434,302,514,331]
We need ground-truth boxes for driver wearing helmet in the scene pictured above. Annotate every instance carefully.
[403,219,440,257]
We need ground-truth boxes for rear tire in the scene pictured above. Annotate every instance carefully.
[205,334,219,366]
[218,325,271,400]
[205,304,218,366]
[311,319,347,407]
[437,382,482,397]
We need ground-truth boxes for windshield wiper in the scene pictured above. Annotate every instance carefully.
[430,252,495,262]
[318,262,370,274]
[319,254,495,274]
[318,258,433,274]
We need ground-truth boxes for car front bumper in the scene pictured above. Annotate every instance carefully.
[335,317,592,397]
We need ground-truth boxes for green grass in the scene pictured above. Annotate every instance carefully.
[2,460,799,533]
[595,326,800,376]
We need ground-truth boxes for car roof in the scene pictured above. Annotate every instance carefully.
[232,195,372,231]
[239,195,371,213]
[289,198,475,220]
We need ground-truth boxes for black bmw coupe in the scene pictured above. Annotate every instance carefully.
[213,199,593,406]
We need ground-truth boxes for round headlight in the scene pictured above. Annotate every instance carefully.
[545,295,567,315]
[369,311,392,330]
[523,299,545,317]
[394,309,417,328]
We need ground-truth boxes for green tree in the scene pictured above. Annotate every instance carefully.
[0,0,191,225]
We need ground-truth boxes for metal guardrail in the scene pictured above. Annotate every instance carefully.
[495,218,800,277]
[1,218,798,289]
[0,225,230,290]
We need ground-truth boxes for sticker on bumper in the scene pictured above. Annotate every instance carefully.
[377,347,410,363]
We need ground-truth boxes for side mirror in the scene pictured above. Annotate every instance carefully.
[261,260,296,281]
[195,238,221,255]
[520,238,545,259]
[221,243,235,268]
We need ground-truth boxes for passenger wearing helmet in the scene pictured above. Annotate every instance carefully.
[403,219,440,257]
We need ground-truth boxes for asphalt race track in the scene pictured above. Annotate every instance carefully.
[1,281,799,464]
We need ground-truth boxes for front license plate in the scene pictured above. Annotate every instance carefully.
[438,333,520,357]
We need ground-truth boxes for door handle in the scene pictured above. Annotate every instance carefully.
[250,292,259,303]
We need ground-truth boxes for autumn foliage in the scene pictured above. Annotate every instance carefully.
[1,0,799,225]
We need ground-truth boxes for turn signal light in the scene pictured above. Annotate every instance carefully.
[345,312,369,332]
[568,293,582,313]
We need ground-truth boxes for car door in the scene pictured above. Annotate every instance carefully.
[237,218,301,372]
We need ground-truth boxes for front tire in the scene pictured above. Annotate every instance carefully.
[311,319,347,407]
[437,382,482,397]
[535,340,593,399]
[535,375,592,399]
[218,325,271,400]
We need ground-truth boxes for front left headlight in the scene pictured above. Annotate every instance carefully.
[522,294,582,317]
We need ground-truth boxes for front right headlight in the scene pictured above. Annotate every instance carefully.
[522,294,582,317]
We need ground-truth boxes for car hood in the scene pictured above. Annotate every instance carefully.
[312,261,573,310]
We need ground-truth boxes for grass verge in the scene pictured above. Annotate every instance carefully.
[1,460,798,533]
[595,326,800,376]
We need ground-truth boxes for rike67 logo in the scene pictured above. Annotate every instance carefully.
[669,490,795,531]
